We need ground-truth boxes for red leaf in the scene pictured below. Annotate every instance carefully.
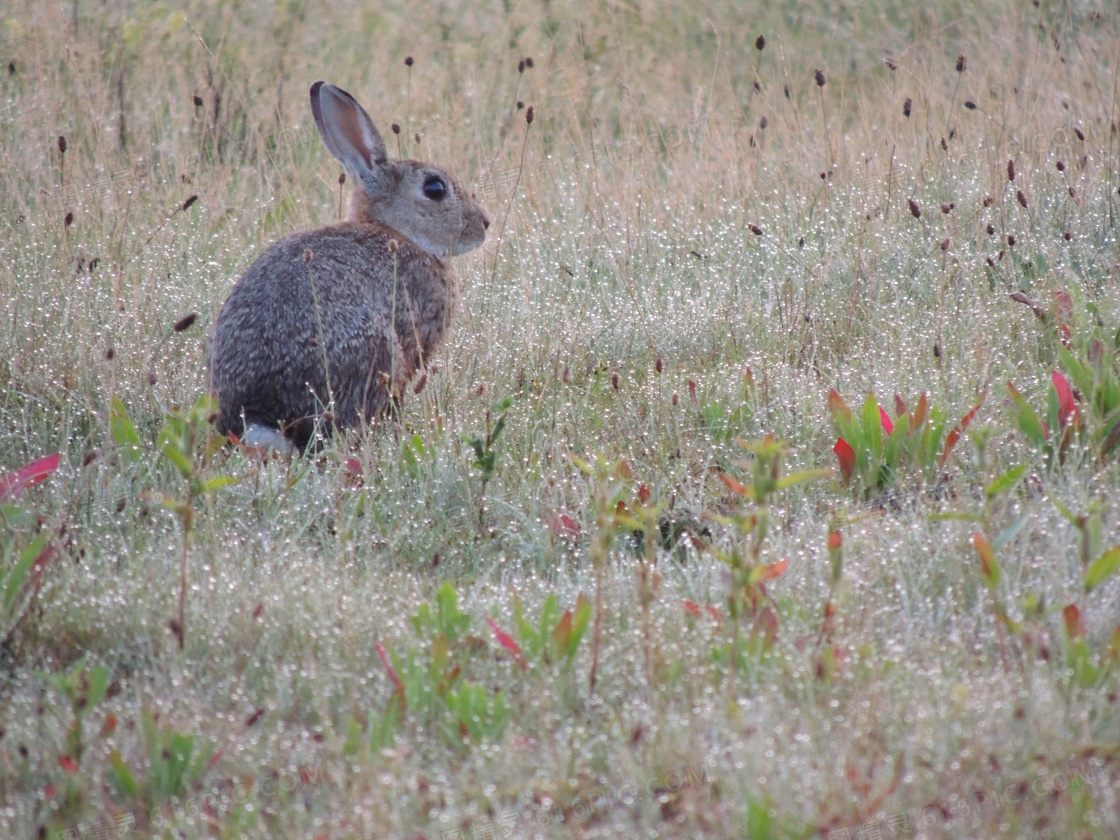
[1063,604,1085,640]
[376,643,404,693]
[827,389,852,419]
[754,559,790,582]
[893,394,908,418]
[940,400,982,467]
[682,600,721,622]
[912,393,930,430]
[717,472,749,496]
[833,437,856,483]
[58,755,77,774]
[878,406,894,434]
[206,749,224,772]
[486,617,528,671]
[27,543,57,590]
[751,607,779,646]
[1053,290,1074,345]
[688,380,698,406]
[637,484,651,504]
[344,457,362,477]
[827,530,842,550]
[0,452,61,501]
[1052,371,1079,430]
[43,784,56,799]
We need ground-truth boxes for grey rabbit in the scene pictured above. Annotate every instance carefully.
[206,81,489,452]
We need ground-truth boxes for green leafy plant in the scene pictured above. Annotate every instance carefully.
[463,395,513,534]
[697,367,757,442]
[39,659,111,769]
[1009,288,1120,464]
[125,394,246,649]
[707,436,828,680]
[364,584,514,750]
[107,707,217,809]
[507,592,592,667]
[1,452,60,646]
[569,454,661,692]
[829,390,980,497]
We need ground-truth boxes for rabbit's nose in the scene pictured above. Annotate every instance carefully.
[482,219,490,230]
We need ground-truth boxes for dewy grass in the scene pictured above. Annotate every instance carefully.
[2,1,1120,838]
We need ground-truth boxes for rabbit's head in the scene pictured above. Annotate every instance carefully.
[310,81,489,258]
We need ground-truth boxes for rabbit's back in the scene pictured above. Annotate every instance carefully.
[207,222,455,445]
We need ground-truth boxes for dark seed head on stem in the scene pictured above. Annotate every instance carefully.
[404,56,413,67]
[814,69,826,87]
[391,123,401,135]
[173,313,198,332]
[956,54,967,73]
[525,105,535,125]
[1007,160,1016,181]
[755,35,766,51]
[908,199,921,219]
[64,212,74,227]
[964,101,976,110]
[58,135,67,155]
[1017,190,1028,208]
[903,98,912,117]
[181,195,198,211]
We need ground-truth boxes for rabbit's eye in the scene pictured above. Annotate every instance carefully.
[422,176,447,201]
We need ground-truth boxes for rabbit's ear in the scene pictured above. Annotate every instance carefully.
[310,82,389,176]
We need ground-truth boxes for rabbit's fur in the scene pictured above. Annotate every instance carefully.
[206,81,489,451]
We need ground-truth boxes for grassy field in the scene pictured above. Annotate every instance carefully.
[2,1,1120,837]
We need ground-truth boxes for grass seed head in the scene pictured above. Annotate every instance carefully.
[173,313,198,332]
[903,98,912,117]
[956,54,967,72]
[526,105,534,125]
[908,198,921,218]
[755,35,766,51]
[814,69,826,87]
[404,56,413,67]
[1007,160,1016,181]
[759,115,768,129]
[64,212,73,227]
[1017,190,1028,208]
[964,100,976,109]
